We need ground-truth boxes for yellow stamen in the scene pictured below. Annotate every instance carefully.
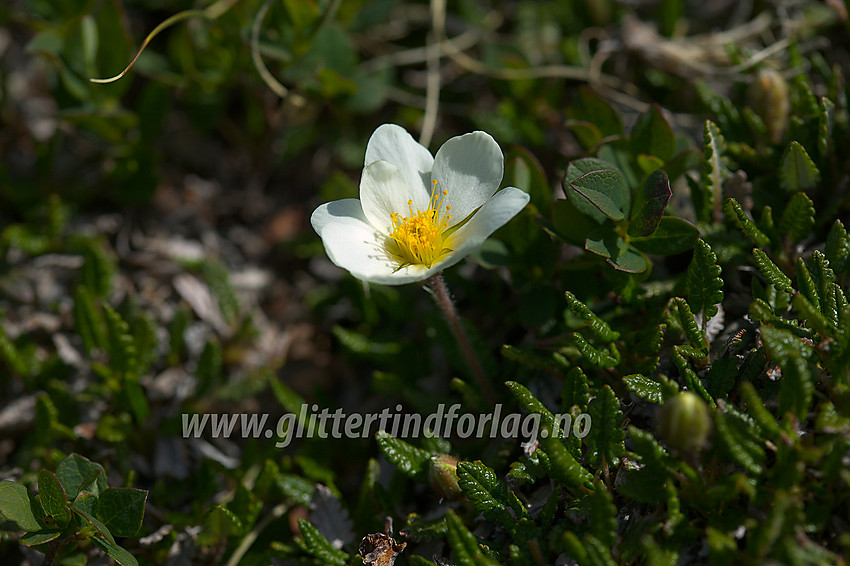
[388,180,452,267]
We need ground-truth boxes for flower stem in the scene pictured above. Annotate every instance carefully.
[427,274,498,405]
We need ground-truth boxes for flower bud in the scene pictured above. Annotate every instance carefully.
[747,68,790,143]
[428,455,462,500]
[656,391,711,452]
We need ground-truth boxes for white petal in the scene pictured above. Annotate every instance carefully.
[319,220,443,286]
[365,124,434,197]
[448,187,530,257]
[431,131,504,227]
[359,160,429,235]
[311,198,370,235]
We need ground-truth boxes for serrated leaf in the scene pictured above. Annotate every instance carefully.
[0,481,43,531]
[561,367,591,412]
[753,249,794,293]
[571,332,619,367]
[686,238,724,321]
[722,198,770,247]
[630,216,698,255]
[674,298,709,356]
[277,474,314,507]
[778,192,815,243]
[445,509,501,566]
[825,220,849,276]
[539,430,593,488]
[622,373,678,404]
[297,519,349,566]
[587,481,617,547]
[585,386,625,469]
[779,141,820,192]
[697,120,728,223]
[456,461,519,528]
[739,382,783,441]
[809,251,838,324]
[103,303,137,378]
[73,285,106,355]
[564,291,619,342]
[505,381,559,435]
[375,431,432,482]
[332,325,401,356]
[714,404,764,475]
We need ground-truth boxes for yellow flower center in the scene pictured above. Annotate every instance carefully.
[388,180,452,267]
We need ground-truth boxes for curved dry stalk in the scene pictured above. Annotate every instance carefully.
[90,0,240,84]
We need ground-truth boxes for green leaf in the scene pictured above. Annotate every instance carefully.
[375,431,432,482]
[539,427,593,488]
[0,481,43,531]
[277,474,314,507]
[564,291,620,342]
[56,454,107,500]
[20,530,62,546]
[445,509,501,566]
[753,249,794,293]
[587,481,618,547]
[551,198,599,246]
[332,325,401,356]
[564,159,630,224]
[825,220,849,276]
[297,519,349,566]
[630,216,698,255]
[631,105,676,162]
[714,404,764,475]
[739,382,783,441]
[779,141,820,192]
[760,326,814,419]
[778,192,815,243]
[585,385,625,469]
[505,146,552,214]
[98,487,147,538]
[586,228,648,273]
[722,198,770,247]
[674,298,709,356]
[622,373,678,404]
[103,303,137,378]
[809,251,839,324]
[72,494,115,545]
[505,381,560,435]
[628,170,672,237]
[671,347,715,407]
[696,120,728,223]
[456,461,521,528]
[566,86,623,143]
[38,471,70,529]
[561,367,591,412]
[570,170,628,221]
[90,536,139,566]
[686,238,724,321]
[73,285,106,355]
[572,332,619,367]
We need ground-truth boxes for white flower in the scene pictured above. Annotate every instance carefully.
[311,124,530,285]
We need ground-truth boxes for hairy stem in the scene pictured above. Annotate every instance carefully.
[427,274,497,405]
